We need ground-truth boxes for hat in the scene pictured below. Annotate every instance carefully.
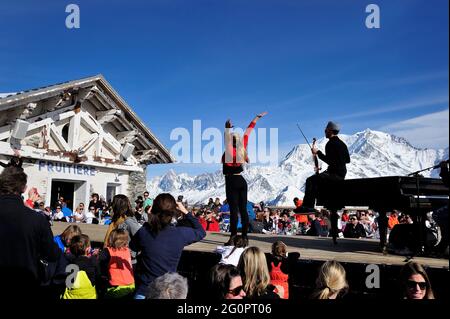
[326,121,340,132]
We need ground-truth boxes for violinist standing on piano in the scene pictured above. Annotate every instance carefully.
[295,121,350,213]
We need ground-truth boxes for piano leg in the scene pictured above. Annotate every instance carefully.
[330,209,339,245]
[378,211,388,254]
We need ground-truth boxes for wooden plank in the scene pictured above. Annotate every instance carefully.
[50,222,449,269]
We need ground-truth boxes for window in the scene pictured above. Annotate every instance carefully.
[62,124,69,143]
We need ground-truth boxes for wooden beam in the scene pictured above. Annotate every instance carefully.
[103,132,122,154]
[0,141,143,172]
[68,112,81,150]
[79,133,98,153]
[41,123,51,149]
[80,111,101,133]
[95,132,103,157]
[91,86,120,110]
[116,130,137,144]
[0,79,96,111]
[19,102,38,120]
[49,124,70,151]
[0,107,76,141]
[96,109,122,125]
[0,124,11,141]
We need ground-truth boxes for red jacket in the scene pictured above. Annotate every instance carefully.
[222,121,256,166]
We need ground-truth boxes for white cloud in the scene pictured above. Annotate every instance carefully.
[336,95,449,120]
[379,109,449,149]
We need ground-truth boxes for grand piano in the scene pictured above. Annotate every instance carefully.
[316,176,449,252]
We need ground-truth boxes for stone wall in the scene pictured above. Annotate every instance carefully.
[128,165,147,202]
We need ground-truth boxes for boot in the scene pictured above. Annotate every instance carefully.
[224,234,236,246]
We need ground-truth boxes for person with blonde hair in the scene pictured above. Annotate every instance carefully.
[222,112,268,246]
[237,246,279,300]
[311,260,348,299]
[400,261,435,299]
[73,203,86,223]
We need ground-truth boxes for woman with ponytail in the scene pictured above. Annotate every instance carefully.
[130,193,206,299]
[311,260,348,299]
[222,112,268,246]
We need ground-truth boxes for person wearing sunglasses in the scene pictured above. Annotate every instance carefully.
[400,261,435,299]
[209,264,246,300]
[343,215,367,239]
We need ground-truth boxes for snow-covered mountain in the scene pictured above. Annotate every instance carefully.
[147,129,448,206]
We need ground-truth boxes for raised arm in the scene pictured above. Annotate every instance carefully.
[243,112,268,148]
[222,119,234,164]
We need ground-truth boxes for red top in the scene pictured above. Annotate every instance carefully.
[25,199,34,209]
[206,219,220,232]
[107,247,134,286]
[200,217,220,232]
[269,261,289,299]
[222,120,256,167]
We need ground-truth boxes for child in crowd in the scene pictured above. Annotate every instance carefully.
[62,234,101,299]
[215,235,247,266]
[204,210,220,232]
[266,241,300,299]
[99,229,135,298]
[53,225,82,253]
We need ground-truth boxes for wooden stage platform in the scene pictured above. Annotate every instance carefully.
[52,222,449,269]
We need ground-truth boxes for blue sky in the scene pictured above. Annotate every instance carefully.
[0,0,448,179]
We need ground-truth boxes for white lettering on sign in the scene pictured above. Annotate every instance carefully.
[38,160,96,176]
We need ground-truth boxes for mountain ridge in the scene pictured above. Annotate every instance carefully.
[147,129,448,206]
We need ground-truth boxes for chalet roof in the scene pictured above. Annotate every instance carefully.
[0,75,174,164]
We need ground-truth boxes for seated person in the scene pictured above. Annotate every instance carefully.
[343,215,366,239]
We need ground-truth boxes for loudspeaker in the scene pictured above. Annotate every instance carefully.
[11,119,30,140]
[120,143,135,160]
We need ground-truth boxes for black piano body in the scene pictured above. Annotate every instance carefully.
[316,176,449,251]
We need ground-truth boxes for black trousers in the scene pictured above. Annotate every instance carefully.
[302,171,344,208]
[225,175,249,237]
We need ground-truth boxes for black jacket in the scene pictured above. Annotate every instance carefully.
[343,223,367,239]
[0,195,58,284]
[317,136,350,178]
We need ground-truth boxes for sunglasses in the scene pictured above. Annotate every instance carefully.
[228,285,244,296]
[350,218,357,220]
[407,280,426,290]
